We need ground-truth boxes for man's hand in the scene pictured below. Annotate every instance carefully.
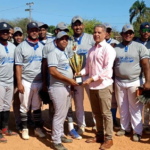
[18,84,25,94]
[68,79,79,86]
[143,82,150,90]
[83,78,93,85]
[74,72,81,78]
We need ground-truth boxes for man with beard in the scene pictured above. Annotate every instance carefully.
[115,24,150,142]
[70,15,96,135]
[135,22,150,135]
[15,22,45,140]
[0,22,17,143]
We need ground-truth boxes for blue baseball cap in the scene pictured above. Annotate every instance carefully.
[140,22,150,30]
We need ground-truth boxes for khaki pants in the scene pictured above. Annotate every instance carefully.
[90,85,113,140]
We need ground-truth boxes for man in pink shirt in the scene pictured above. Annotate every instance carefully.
[79,24,116,149]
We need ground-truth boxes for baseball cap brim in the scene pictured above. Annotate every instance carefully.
[39,24,48,29]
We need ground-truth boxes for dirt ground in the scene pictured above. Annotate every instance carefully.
[0,91,150,150]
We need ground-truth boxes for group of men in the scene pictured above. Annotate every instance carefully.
[0,15,150,150]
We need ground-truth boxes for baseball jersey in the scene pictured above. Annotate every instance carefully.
[0,42,16,86]
[135,38,150,53]
[47,47,73,87]
[107,38,119,45]
[114,41,149,83]
[39,37,55,46]
[15,40,44,83]
[68,33,95,69]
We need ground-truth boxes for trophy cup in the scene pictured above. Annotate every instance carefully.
[69,52,83,85]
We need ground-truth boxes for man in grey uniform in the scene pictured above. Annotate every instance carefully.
[103,23,119,47]
[114,24,150,142]
[15,22,45,140]
[0,22,17,143]
[70,15,96,134]
[47,31,78,150]
[42,23,82,139]
[135,22,150,134]
[103,23,120,130]
[38,22,50,45]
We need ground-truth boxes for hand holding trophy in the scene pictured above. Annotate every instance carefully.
[69,52,83,85]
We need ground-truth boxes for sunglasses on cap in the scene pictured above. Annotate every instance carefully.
[142,28,150,33]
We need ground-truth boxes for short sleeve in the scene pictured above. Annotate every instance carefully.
[139,44,149,59]
[15,46,23,65]
[47,50,59,67]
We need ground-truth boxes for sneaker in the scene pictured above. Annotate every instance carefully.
[53,143,67,150]
[113,120,120,130]
[133,133,141,142]
[61,136,73,143]
[143,127,150,135]
[77,126,85,135]
[0,133,7,143]
[22,129,29,140]
[116,129,130,136]
[69,129,82,140]
[34,128,45,138]
[2,128,18,136]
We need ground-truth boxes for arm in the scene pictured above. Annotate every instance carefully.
[141,58,150,90]
[49,67,78,86]
[42,58,48,92]
[15,65,24,94]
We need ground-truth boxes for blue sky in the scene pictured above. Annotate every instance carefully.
[0,0,150,32]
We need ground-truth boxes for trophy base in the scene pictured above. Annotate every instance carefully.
[75,76,83,85]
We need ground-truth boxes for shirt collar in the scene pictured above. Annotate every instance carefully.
[95,39,106,48]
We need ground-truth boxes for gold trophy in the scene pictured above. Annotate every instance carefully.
[69,52,83,85]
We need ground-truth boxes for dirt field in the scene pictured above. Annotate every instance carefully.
[0,91,150,150]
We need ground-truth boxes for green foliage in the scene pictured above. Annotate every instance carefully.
[47,25,55,35]
[129,0,150,37]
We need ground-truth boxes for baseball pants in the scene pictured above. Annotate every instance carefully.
[73,75,96,127]
[19,80,42,113]
[49,86,71,144]
[13,87,33,127]
[0,85,13,112]
[115,79,143,135]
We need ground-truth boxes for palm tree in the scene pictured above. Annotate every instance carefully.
[129,0,150,23]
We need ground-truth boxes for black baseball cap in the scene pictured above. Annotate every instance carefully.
[0,22,11,31]
[140,22,150,30]
[27,22,38,30]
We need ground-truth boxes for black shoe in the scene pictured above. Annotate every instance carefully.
[113,120,120,130]
[61,136,73,143]
[53,143,67,150]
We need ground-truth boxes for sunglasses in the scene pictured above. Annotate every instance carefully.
[142,28,150,33]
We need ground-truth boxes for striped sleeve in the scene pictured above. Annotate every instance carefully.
[47,50,58,67]
[15,46,23,65]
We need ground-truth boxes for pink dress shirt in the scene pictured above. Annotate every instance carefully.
[80,40,116,90]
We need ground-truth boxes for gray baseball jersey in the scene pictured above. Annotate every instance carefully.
[47,47,73,87]
[114,41,149,83]
[0,41,16,86]
[68,33,95,69]
[107,38,119,45]
[135,38,150,53]
[15,40,44,83]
